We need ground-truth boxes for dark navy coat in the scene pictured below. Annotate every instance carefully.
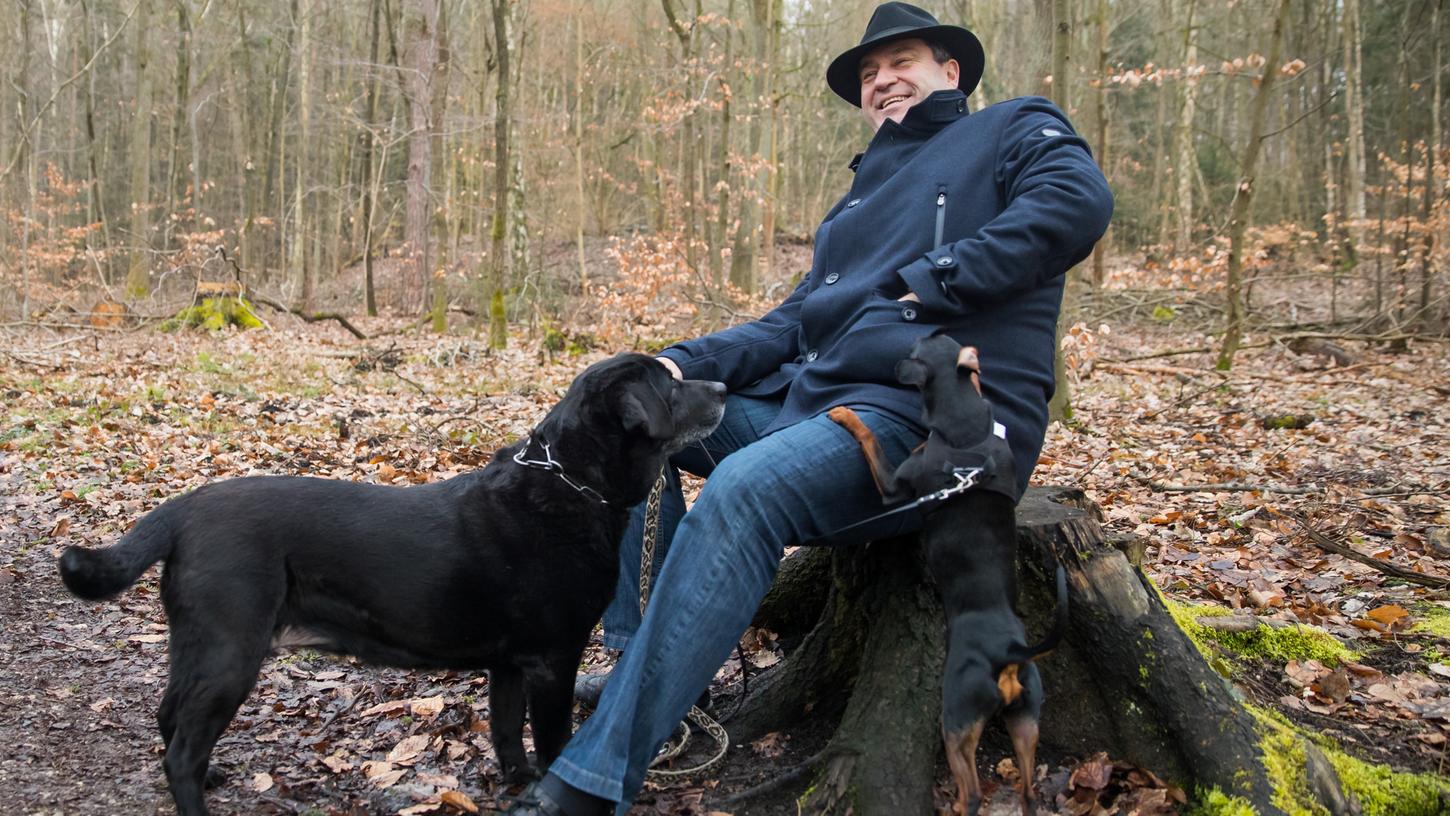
[659,91,1113,493]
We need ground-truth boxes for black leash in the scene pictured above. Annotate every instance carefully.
[804,465,985,547]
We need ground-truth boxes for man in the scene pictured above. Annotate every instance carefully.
[506,4,1112,814]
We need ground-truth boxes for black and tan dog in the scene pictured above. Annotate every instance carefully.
[58,354,725,816]
[830,334,1067,816]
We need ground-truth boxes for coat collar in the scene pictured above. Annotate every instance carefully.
[849,89,969,171]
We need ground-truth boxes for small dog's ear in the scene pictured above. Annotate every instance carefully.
[956,346,982,395]
[619,390,673,440]
[895,358,929,387]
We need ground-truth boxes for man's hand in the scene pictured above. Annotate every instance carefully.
[656,357,683,380]
[897,291,921,303]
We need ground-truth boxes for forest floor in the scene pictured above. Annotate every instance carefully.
[1,298,1448,815]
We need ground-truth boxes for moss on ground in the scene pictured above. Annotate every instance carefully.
[1166,601,1357,666]
[1247,705,1450,816]
[1411,603,1450,639]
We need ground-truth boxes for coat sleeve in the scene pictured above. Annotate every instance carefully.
[656,277,807,388]
[896,97,1113,313]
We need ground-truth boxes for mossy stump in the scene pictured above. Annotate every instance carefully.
[726,486,1365,815]
[161,296,264,332]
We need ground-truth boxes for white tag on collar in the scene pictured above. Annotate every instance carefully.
[993,422,1007,439]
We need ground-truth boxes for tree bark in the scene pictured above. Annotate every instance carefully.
[1173,0,1199,252]
[1046,0,1074,423]
[405,0,439,315]
[724,487,1333,816]
[294,0,313,309]
[124,0,155,298]
[1216,0,1290,370]
[486,0,514,348]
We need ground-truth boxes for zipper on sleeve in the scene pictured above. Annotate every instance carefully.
[934,185,947,247]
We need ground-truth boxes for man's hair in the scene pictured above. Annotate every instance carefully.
[923,38,954,66]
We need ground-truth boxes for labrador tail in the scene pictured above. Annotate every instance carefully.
[59,506,176,600]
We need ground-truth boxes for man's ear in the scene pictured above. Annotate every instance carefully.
[619,389,673,440]
[895,358,929,387]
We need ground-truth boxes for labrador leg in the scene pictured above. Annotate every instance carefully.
[490,665,532,783]
[525,658,579,770]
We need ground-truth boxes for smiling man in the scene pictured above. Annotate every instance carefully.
[504,4,1112,815]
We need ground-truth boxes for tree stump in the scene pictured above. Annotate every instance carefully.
[729,486,1340,815]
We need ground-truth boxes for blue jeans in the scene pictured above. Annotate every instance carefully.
[551,395,925,809]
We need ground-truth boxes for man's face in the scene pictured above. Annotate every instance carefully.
[858,38,960,132]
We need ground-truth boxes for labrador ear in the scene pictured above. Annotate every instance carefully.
[619,389,674,440]
[895,357,930,387]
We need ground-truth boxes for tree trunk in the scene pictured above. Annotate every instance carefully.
[405,0,439,315]
[165,0,193,248]
[1216,0,1289,371]
[1342,0,1367,267]
[573,12,588,291]
[125,0,155,299]
[361,0,382,316]
[486,0,514,349]
[728,488,1352,815]
[1173,0,1198,252]
[294,0,312,309]
[1089,0,1110,288]
[1046,0,1074,424]
[1421,0,1441,326]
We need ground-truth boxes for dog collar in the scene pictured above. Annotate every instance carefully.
[512,437,611,505]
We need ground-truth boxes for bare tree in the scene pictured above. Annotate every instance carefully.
[1217,0,1291,369]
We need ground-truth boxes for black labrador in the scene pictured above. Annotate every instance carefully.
[58,353,725,816]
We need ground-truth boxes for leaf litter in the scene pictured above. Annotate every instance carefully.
[0,316,1446,814]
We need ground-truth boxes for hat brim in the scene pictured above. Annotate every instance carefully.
[827,24,984,108]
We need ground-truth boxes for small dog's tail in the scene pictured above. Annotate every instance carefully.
[58,507,175,600]
[1011,565,1070,663]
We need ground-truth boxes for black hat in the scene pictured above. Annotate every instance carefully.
[827,2,984,107]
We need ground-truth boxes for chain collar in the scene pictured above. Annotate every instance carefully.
[511,436,610,505]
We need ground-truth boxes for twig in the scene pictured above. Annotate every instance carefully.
[1292,515,1450,590]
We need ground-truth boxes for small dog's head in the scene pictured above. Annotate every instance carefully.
[895,333,994,443]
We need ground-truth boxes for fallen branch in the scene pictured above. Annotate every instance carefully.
[1293,515,1450,590]
[713,749,825,808]
[249,293,368,340]
[1141,479,1321,495]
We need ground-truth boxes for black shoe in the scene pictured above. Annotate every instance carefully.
[495,774,609,816]
[573,671,610,707]
[573,670,710,713]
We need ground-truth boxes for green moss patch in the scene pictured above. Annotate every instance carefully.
[1326,750,1450,816]
[1188,788,1258,816]
[1249,705,1450,816]
[1411,603,1450,639]
[1167,601,1356,666]
[161,297,264,332]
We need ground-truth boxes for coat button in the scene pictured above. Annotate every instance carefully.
[902,307,918,321]
[806,349,819,362]
[824,272,839,284]
[936,256,953,266]
[846,198,860,208]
